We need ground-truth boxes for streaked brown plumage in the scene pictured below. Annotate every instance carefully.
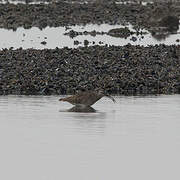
[59,90,115,107]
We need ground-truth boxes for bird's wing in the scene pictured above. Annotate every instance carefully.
[74,91,92,104]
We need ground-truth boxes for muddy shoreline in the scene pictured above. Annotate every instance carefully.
[0,45,179,95]
[0,1,179,95]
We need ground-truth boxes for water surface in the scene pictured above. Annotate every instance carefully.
[0,24,179,49]
[0,95,180,180]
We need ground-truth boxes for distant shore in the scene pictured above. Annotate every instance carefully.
[0,0,179,31]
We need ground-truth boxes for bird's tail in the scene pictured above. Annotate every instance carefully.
[59,98,66,101]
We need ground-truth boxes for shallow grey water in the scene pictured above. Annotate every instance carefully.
[0,95,180,180]
[0,24,179,49]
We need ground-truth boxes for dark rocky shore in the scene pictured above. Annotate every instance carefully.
[0,45,179,95]
[0,0,179,31]
[0,0,179,95]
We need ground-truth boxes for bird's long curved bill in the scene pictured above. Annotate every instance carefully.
[106,95,116,103]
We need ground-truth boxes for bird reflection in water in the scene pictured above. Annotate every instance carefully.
[67,106,96,113]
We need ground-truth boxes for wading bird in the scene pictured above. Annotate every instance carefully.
[59,90,116,107]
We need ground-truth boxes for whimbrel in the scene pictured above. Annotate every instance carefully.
[59,90,116,107]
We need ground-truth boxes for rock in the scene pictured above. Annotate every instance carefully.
[41,41,47,45]
[108,27,132,38]
[84,40,89,46]
[159,15,179,31]
[74,40,81,45]
[130,36,137,42]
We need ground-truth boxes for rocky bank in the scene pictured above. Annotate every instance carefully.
[0,44,179,95]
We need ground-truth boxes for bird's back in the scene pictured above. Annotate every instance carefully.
[59,91,103,106]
